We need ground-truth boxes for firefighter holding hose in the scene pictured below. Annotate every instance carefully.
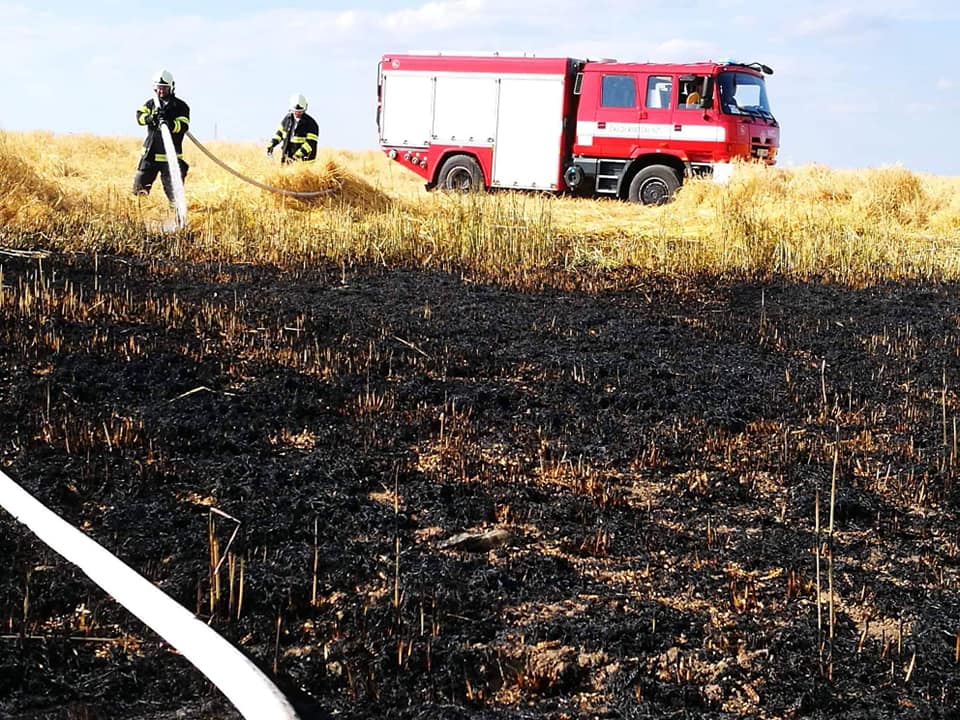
[266,94,319,164]
[133,69,191,201]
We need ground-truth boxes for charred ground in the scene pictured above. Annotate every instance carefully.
[1,252,959,719]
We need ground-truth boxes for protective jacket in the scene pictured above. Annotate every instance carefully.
[136,95,191,164]
[267,112,319,163]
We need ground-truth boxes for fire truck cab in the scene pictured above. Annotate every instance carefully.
[377,53,779,204]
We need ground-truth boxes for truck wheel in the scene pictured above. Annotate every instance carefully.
[628,165,680,205]
[437,155,484,192]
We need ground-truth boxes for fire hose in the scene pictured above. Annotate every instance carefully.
[0,468,300,720]
[186,131,337,199]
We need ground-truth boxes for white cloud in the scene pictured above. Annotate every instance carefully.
[730,14,759,30]
[787,7,896,43]
[647,39,720,63]
[849,0,960,22]
[904,102,936,115]
[335,10,359,30]
[380,0,486,32]
[0,3,31,20]
[792,8,859,36]
[826,101,881,115]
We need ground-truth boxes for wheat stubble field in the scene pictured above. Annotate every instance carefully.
[1,131,960,719]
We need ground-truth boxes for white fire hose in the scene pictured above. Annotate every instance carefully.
[0,468,300,720]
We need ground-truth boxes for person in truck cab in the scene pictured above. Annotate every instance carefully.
[683,80,703,108]
[133,69,191,201]
[266,94,320,164]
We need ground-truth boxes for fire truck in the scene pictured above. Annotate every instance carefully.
[377,53,779,204]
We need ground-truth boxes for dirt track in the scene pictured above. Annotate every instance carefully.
[1,252,958,719]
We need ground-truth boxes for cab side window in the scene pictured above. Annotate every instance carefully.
[645,75,673,109]
[680,75,711,109]
[601,75,637,108]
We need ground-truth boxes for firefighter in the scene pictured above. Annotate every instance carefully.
[266,94,319,163]
[133,69,191,201]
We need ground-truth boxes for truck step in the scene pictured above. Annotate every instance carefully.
[596,174,619,194]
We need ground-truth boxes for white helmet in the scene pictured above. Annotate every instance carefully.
[289,93,308,112]
[152,69,175,91]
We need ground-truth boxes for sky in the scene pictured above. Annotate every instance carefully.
[1,0,959,176]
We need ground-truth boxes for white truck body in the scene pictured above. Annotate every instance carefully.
[378,67,569,190]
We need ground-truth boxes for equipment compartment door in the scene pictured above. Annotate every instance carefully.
[379,72,435,147]
[492,75,566,190]
[433,76,499,145]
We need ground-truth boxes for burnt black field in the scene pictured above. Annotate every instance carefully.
[1,252,958,719]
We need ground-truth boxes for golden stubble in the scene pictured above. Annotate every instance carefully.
[1,130,958,283]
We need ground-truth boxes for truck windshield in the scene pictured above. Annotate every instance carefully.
[718,71,773,119]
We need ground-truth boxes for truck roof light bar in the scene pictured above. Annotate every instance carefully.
[723,60,774,75]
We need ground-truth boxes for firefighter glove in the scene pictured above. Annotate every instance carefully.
[266,147,273,158]
[146,113,160,129]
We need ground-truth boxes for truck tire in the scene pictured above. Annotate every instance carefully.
[628,165,681,205]
[437,155,484,192]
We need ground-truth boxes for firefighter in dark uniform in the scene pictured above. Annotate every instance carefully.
[266,94,319,163]
[133,69,191,200]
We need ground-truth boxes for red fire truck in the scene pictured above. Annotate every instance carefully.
[377,53,779,204]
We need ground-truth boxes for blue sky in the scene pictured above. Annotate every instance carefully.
[1,1,958,175]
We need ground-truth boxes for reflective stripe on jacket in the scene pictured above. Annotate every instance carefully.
[137,96,191,163]
[266,112,319,162]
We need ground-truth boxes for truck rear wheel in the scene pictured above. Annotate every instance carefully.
[437,155,484,192]
[628,165,680,205]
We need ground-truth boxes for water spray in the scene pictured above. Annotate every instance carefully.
[158,119,188,230]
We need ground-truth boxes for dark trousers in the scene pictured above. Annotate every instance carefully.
[133,159,189,202]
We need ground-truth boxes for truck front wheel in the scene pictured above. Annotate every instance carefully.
[628,165,680,205]
[437,155,484,192]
